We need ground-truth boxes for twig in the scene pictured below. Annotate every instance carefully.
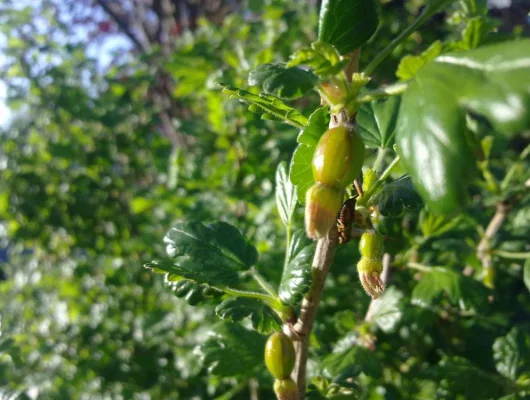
[291,51,359,397]
[477,202,509,278]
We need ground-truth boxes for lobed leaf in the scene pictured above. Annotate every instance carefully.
[215,297,282,334]
[199,323,266,377]
[278,230,315,305]
[318,0,380,55]
[357,95,401,148]
[396,40,530,215]
[248,63,318,100]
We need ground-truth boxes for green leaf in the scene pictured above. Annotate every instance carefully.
[368,287,404,333]
[278,230,314,305]
[288,41,349,77]
[396,40,530,215]
[165,275,223,306]
[493,327,530,380]
[396,41,443,81]
[321,346,382,380]
[411,267,488,312]
[275,162,297,227]
[318,0,380,55]
[432,356,508,399]
[145,258,240,286]
[219,83,308,128]
[419,209,463,238]
[145,221,258,287]
[164,221,258,269]
[524,259,530,293]
[248,63,318,100]
[371,175,423,217]
[357,95,401,148]
[451,17,497,51]
[289,107,330,203]
[215,297,282,334]
[199,323,266,377]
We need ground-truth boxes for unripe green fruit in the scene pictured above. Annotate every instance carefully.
[359,232,384,259]
[357,257,385,299]
[274,378,298,400]
[265,332,296,380]
[305,183,343,240]
[312,126,365,189]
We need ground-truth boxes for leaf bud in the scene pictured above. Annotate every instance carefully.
[265,332,296,380]
[305,183,343,240]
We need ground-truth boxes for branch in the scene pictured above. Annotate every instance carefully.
[477,202,509,278]
[291,50,360,398]
[96,0,151,53]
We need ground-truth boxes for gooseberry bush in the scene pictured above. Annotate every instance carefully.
[145,0,530,399]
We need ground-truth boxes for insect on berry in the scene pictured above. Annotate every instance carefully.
[337,198,356,244]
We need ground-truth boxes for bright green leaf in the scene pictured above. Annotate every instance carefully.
[396,41,443,81]
[215,297,282,334]
[219,83,308,128]
[275,162,297,227]
[289,107,329,203]
[318,0,380,55]
[396,40,530,215]
[357,95,401,148]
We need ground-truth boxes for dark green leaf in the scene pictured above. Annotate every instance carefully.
[412,267,488,312]
[396,40,530,215]
[219,83,308,128]
[145,221,258,286]
[164,221,258,270]
[371,175,422,217]
[431,356,508,399]
[145,258,240,287]
[199,323,266,377]
[318,0,379,54]
[357,96,401,148]
[368,287,403,333]
[215,297,282,334]
[321,346,382,380]
[290,107,329,203]
[493,327,530,380]
[276,162,297,227]
[278,230,314,305]
[165,275,223,306]
[248,63,318,100]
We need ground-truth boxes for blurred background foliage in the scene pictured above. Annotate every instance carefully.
[0,0,529,399]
